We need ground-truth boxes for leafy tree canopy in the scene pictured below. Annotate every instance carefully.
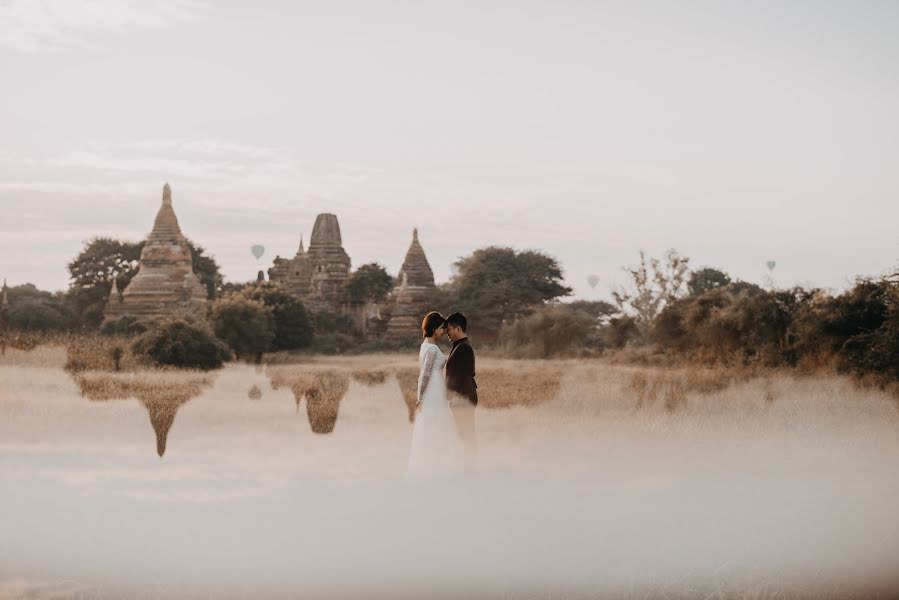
[450,246,571,332]
[241,283,313,350]
[565,300,618,320]
[131,318,230,370]
[209,295,275,360]
[346,263,394,304]
[687,267,732,297]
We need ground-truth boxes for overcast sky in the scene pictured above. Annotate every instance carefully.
[1,0,897,299]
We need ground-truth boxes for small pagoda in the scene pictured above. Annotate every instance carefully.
[383,229,436,340]
[104,183,208,322]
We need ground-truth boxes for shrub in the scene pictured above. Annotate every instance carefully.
[687,267,731,297]
[8,301,71,332]
[131,318,230,370]
[241,283,313,350]
[209,296,275,360]
[500,304,596,358]
[605,315,640,349]
[99,315,148,337]
[821,279,899,380]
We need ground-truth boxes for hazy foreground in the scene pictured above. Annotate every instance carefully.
[1,346,898,599]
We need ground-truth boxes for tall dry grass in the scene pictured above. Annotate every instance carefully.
[72,370,215,403]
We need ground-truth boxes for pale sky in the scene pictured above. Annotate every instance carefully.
[1,0,897,300]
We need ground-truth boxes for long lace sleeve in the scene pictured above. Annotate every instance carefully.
[417,346,438,406]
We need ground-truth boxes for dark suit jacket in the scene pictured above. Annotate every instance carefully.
[445,337,478,406]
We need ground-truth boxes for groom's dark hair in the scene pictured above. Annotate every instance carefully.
[446,312,467,332]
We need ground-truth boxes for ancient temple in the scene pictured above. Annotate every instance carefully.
[104,183,208,322]
[268,213,352,312]
[383,229,437,339]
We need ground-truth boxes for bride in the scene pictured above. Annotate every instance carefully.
[405,311,464,480]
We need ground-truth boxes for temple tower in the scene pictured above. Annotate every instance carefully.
[104,184,208,322]
[269,214,351,311]
[384,229,437,340]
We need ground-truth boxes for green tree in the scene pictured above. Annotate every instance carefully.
[66,237,143,328]
[242,283,313,350]
[346,263,394,304]
[687,267,732,297]
[67,237,143,290]
[450,247,572,333]
[209,296,275,360]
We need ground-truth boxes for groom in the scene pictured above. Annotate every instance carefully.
[444,312,478,462]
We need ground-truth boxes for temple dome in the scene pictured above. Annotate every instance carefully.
[310,213,342,247]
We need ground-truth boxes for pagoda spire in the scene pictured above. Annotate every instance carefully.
[298,235,305,254]
[1,278,8,309]
[149,183,183,240]
[396,227,435,288]
[107,278,120,303]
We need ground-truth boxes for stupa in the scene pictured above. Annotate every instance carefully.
[269,213,351,311]
[104,183,208,322]
[384,229,436,339]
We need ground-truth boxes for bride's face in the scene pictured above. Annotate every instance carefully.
[435,325,446,338]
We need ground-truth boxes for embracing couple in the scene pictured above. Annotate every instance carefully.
[405,311,478,480]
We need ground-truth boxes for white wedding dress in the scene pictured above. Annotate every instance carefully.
[405,341,464,480]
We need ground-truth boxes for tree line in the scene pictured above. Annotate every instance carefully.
[3,237,897,386]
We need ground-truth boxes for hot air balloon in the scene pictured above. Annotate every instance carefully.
[251,245,265,260]
[587,274,599,289]
[766,260,776,271]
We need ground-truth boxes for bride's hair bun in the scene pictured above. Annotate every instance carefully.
[421,311,446,338]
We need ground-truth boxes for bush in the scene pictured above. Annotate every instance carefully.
[818,279,899,380]
[605,316,640,349]
[5,284,77,332]
[687,267,731,297]
[100,315,148,337]
[209,296,275,360]
[241,283,313,350]
[131,318,230,370]
[648,277,899,380]
[500,304,596,358]
[8,301,72,332]
[653,285,812,366]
